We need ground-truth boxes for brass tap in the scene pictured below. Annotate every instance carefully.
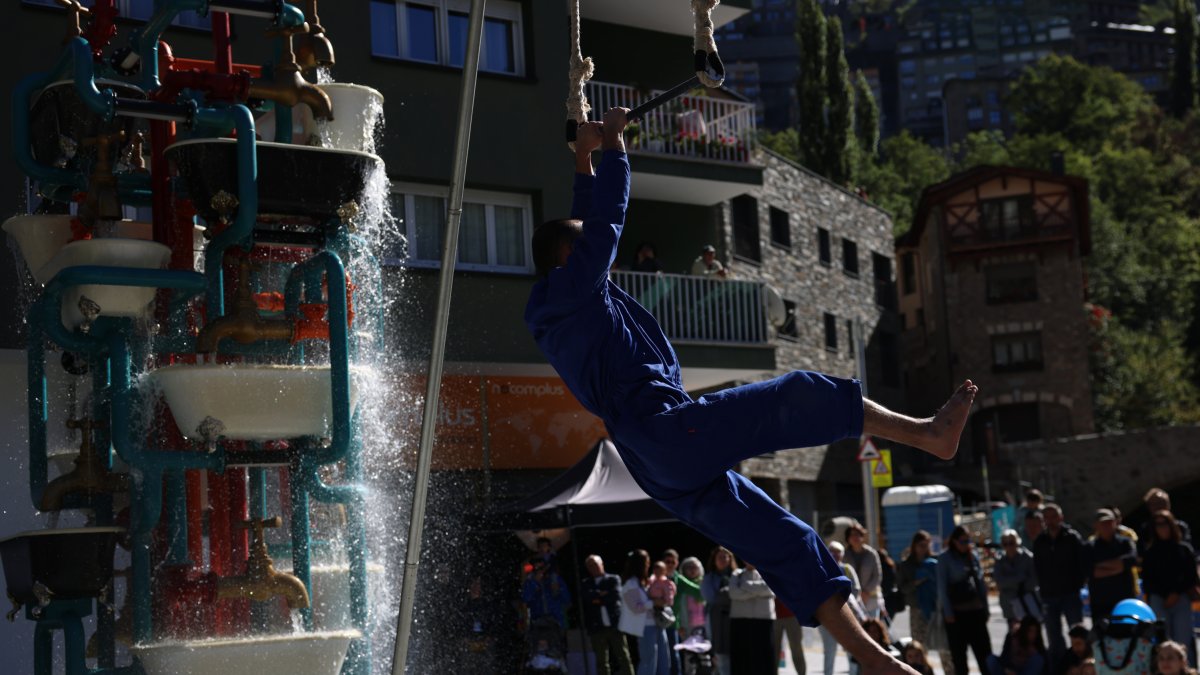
[216,517,310,609]
[295,0,335,71]
[79,131,125,228]
[55,0,90,43]
[40,418,130,512]
[195,257,296,354]
[247,24,334,121]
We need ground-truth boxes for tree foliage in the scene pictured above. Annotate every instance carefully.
[1005,55,1153,153]
[824,17,855,186]
[860,56,1200,429]
[854,70,880,158]
[795,0,827,172]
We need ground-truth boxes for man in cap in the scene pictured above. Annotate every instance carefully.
[1085,508,1137,622]
[691,244,728,278]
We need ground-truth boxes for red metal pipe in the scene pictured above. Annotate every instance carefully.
[84,0,118,60]
[185,470,203,566]
[213,11,233,75]
[207,470,234,634]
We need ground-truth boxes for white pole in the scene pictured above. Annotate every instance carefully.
[391,1,487,672]
[854,320,879,549]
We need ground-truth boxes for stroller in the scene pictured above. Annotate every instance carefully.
[524,616,567,675]
[1093,599,1165,675]
[675,627,714,675]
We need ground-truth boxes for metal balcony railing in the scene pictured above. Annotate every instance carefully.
[585,80,758,164]
[610,270,768,345]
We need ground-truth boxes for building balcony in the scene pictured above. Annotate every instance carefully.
[611,270,768,346]
[946,219,1078,254]
[585,80,763,205]
[580,0,750,35]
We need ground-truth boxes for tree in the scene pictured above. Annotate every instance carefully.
[1006,54,1152,153]
[824,16,855,185]
[854,70,880,158]
[795,0,827,172]
[857,131,950,235]
[1171,0,1198,117]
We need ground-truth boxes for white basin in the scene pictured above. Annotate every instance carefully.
[4,215,74,284]
[310,84,385,153]
[4,216,161,284]
[39,238,171,328]
[133,630,359,675]
[149,364,364,442]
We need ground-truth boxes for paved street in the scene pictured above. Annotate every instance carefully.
[777,595,1011,675]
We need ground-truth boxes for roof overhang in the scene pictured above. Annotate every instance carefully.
[580,0,750,36]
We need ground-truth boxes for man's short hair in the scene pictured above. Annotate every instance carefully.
[1068,624,1090,640]
[662,549,679,561]
[1144,487,1169,503]
[532,219,583,278]
[1026,489,1043,502]
[1025,509,1044,521]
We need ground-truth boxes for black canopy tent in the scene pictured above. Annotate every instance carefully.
[487,439,681,675]
[494,438,675,530]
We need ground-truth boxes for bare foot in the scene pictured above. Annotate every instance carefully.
[921,379,978,460]
[861,655,924,675]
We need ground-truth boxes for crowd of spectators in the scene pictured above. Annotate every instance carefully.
[500,485,1196,674]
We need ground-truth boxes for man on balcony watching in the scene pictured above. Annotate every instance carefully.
[525,107,978,675]
[690,244,728,278]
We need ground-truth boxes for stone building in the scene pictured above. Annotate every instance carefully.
[896,165,1094,494]
[720,149,902,521]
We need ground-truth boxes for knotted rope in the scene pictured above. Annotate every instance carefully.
[692,0,725,88]
[565,0,594,149]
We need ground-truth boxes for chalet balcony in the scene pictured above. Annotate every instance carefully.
[585,80,758,165]
[610,270,768,345]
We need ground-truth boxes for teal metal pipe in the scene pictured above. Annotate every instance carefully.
[132,0,208,91]
[164,470,190,565]
[287,463,314,629]
[194,104,257,314]
[26,307,49,511]
[11,46,152,200]
[39,266,206,353]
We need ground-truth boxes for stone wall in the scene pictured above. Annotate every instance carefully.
[1007,425,1200,529]
[719,150,899,494]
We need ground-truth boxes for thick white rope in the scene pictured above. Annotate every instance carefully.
[693,0,724,88]
[566,0,594,129]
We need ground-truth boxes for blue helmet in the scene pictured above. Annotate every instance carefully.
[1109,598,1156,625]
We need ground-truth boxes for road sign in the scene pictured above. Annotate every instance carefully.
[857,437,881,462]
[871,449,893,489]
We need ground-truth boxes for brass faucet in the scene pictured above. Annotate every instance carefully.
[40,418,130,512]
[195,256,295,354]
[247,24,334,121]
[55,0,89,43]
[295,0,335,72]
[79,131,125,229]
[216,517,310,609]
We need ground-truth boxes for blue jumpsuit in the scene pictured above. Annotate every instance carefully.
[524,150,856,625]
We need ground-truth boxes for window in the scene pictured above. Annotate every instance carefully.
[872,253,895,310]
[979,196,1035,240]
[985,263,1037,304]
[731,195,761,263]
[824,313,838,351]
[779,299,799,340]
[846,319,854,356]
[769,206,791,249]
[818,228,831,266]
[23,0,208,28]
[390,182,532,273]
[992,332,1043,372]
[901,252,916,295]
[841,239,859,277]
[370,0,525,76]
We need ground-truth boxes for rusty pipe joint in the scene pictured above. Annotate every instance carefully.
[216,517,310,609]
[195,257,296,354]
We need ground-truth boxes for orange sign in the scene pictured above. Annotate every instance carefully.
[391,374,606,470]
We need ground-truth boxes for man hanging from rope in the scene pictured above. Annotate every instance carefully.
[525,109,978,675]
